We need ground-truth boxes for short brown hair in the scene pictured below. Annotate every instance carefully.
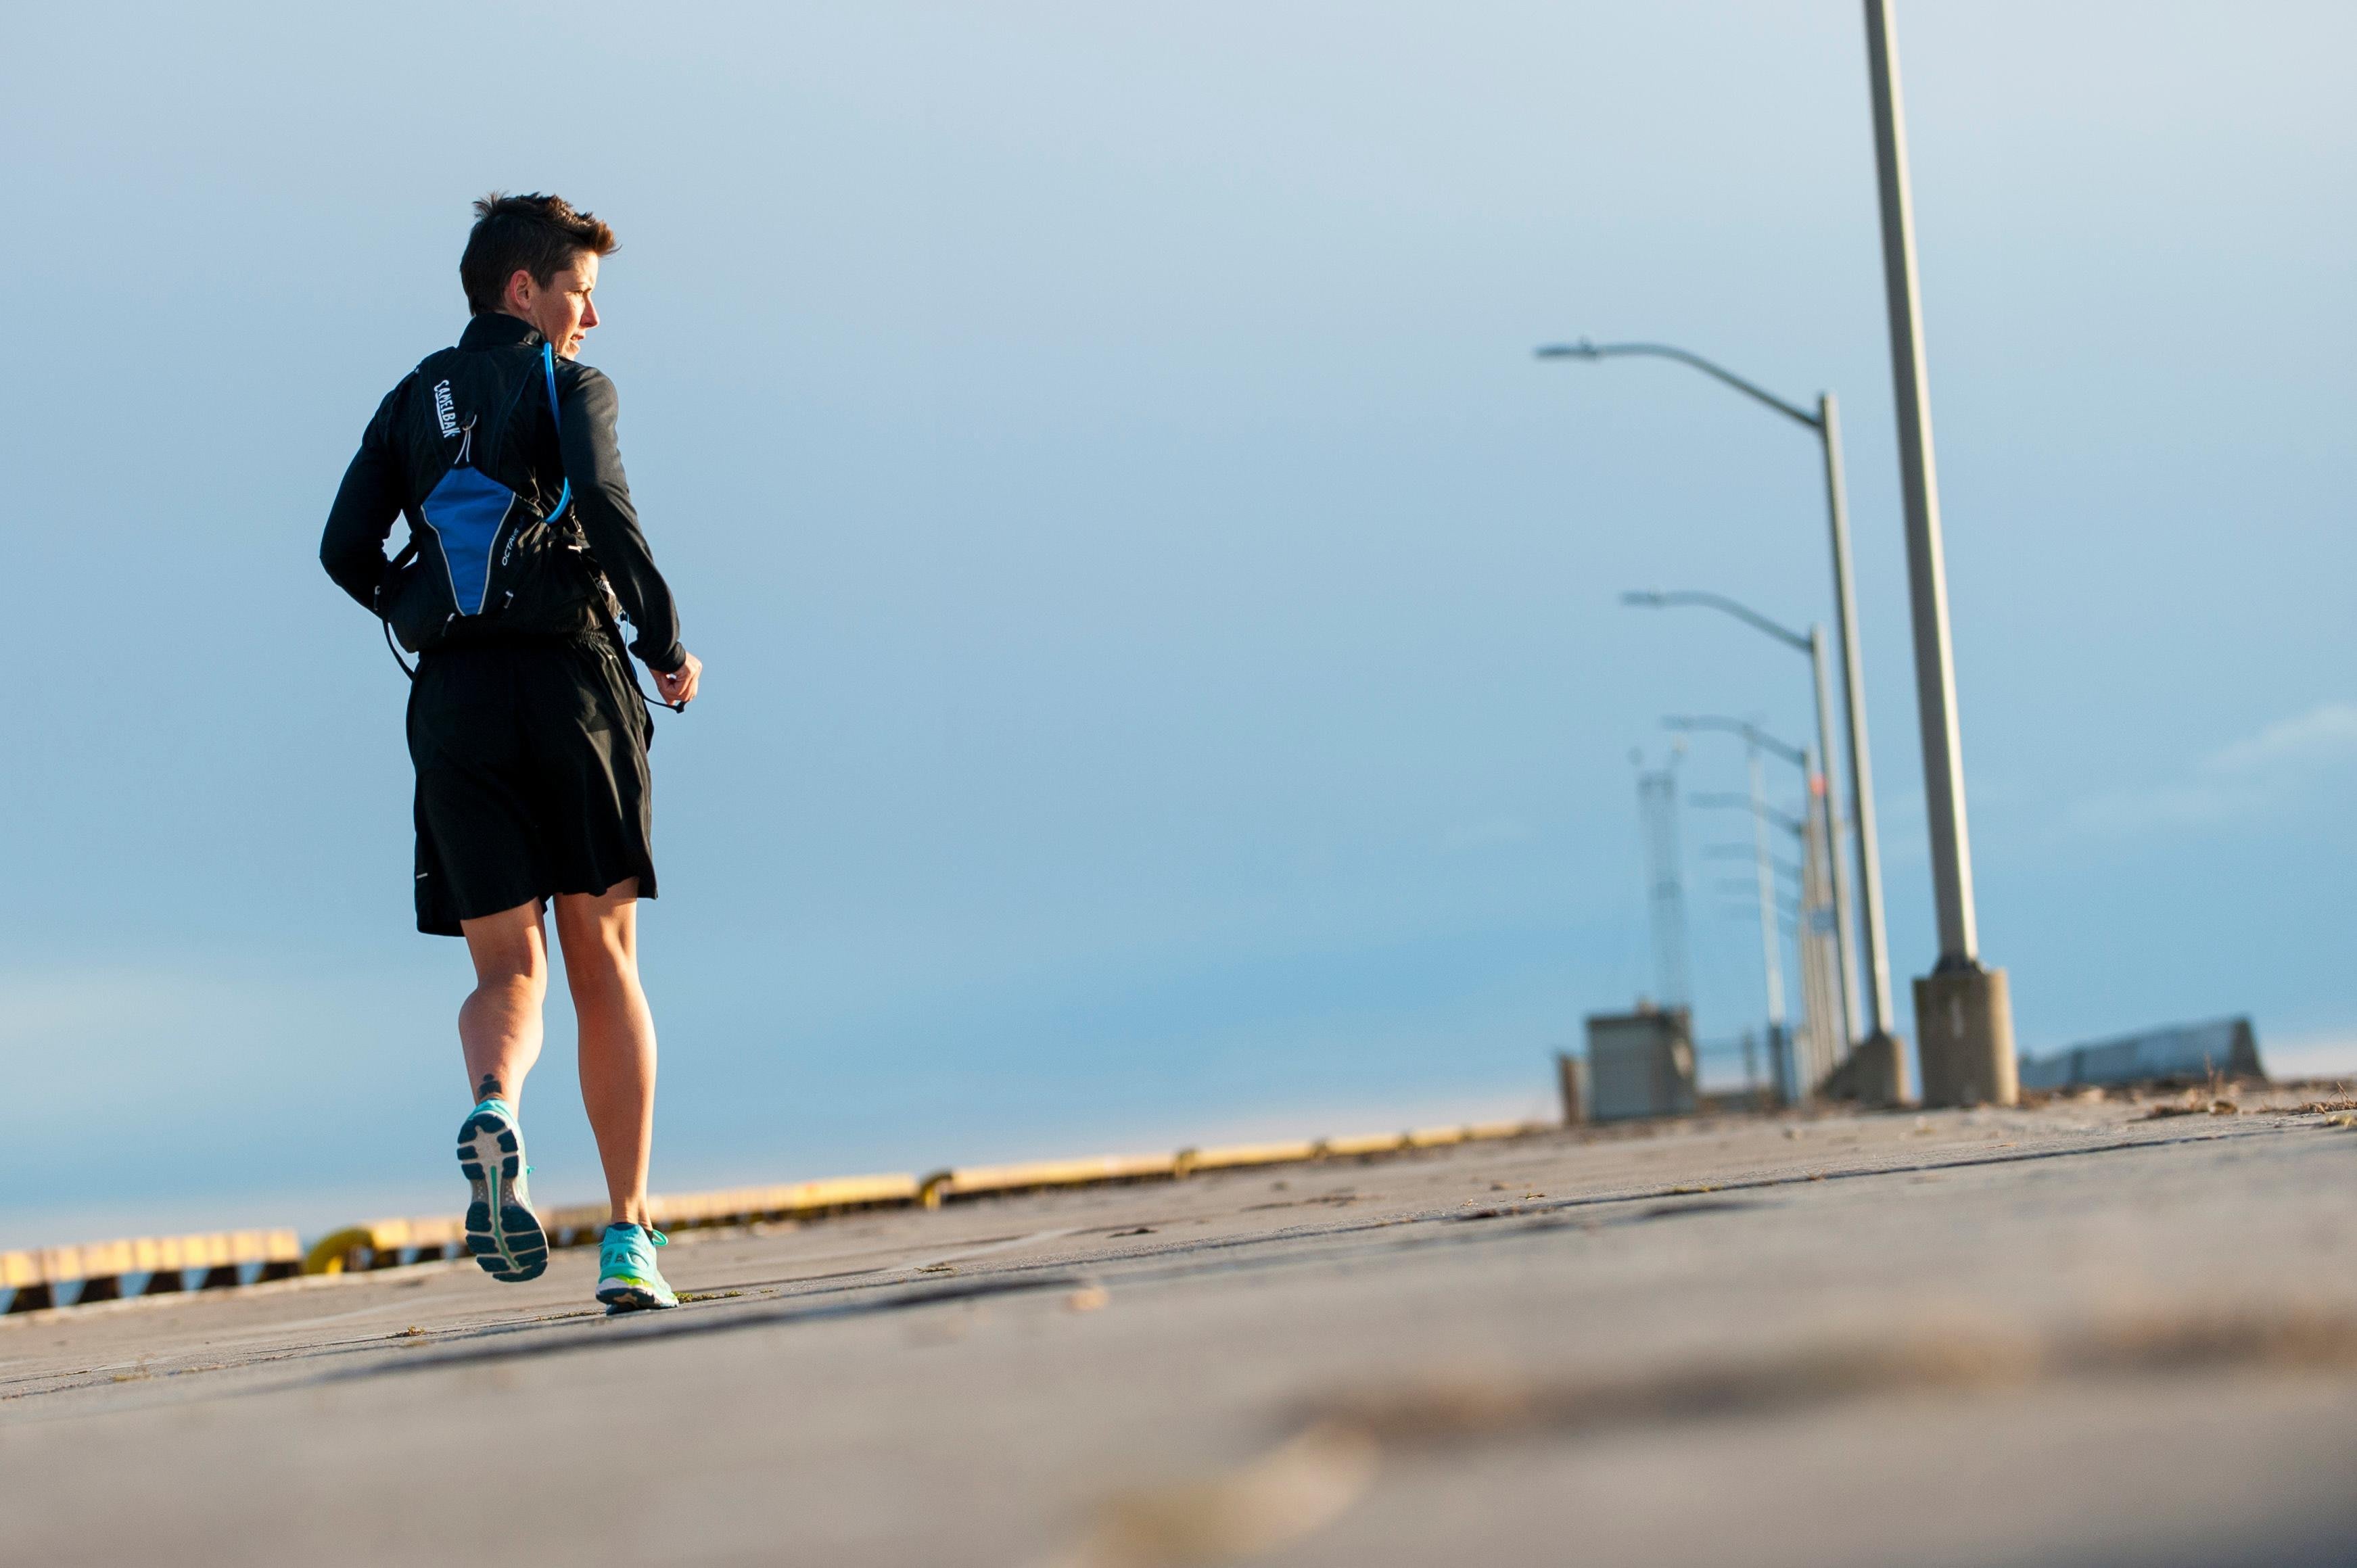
[459,192,618,316]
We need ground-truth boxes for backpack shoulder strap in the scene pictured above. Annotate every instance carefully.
[542,342,572,521]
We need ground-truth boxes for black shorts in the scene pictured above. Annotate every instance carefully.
[406,638,656,936]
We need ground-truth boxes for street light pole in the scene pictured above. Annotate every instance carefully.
[1746,742,1788,1092]
[1534,341,1902,1080]
[1816,392,1895,1042]
[1693,774,1819,1103]
[1668,718,1799,1101]
[1627,591,1858,1060]
[1863,0,2016,1106]
[1806,624,1863,1041]
[1672,716,1842,1103]
[1753,744,1781,1099]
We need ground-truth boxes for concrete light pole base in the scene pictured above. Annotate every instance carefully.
[1913,966,2017,1108]
[1822,1030,1912,1108]
[1555,1051,1589,1126]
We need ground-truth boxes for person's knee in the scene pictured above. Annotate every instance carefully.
[471,935,550,998]
[494,958,551,1000]
[463,901,551,991]
[562,930,640,1003]
[489,931,548,975]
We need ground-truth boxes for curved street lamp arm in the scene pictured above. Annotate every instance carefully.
[1689,793,1808,836]
[1622,589,1811,654]
[1533,339,1821,431]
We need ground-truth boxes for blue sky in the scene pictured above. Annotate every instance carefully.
[3,1,2351,1245]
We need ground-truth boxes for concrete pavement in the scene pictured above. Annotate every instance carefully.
[4,1091,2354,1565]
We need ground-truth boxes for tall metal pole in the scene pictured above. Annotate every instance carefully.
[1794,749,1839,1095]
[1817,393,1895,1039]
[1745,742,1788,1095]
[1806,624,1861,1046]
[1863,0,1972,966]
[1637,764,1691,1009]
[1863,0,2015,1105]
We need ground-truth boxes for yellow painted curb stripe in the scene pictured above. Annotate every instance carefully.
[1186,1140,1324,1171]
[302,1172,927,1272]
[287,1118,1553,1275]
[16,1120,1559,1293]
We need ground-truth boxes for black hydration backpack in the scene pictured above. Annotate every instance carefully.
[375,337,596,657]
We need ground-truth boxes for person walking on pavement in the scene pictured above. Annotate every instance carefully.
[321,193,701,1311]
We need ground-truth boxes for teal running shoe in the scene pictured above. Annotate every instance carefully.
[456,1098,549,1283]
[596,1222,678,1312]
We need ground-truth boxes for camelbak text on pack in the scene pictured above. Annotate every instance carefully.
[377,339,592,655]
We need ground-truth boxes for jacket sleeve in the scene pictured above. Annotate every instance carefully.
[319,379,412,611]
[560,366,685,673]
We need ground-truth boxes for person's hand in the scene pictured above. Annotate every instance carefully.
[653,650,702,708]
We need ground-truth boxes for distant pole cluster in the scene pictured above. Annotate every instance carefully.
[1635,761,1691,1012]
[1536,0,2018,1109]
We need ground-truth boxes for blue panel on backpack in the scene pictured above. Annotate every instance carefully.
[421,465,517,616]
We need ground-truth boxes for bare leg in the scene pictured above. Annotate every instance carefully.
[458,900,550,1106]
[555,879,655,1227]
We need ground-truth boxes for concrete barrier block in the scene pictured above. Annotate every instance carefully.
[542,1205,615,1247]
[766,1174,920,1214]
[927,1153,1179,1206]
[1,1226,302,1309]
[302,1228,376,1276]
[1320,1133,1409,1158]
[1188,1141,1322,1172]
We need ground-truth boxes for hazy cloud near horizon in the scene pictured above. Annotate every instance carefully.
[2073,703,2357,836]
[2,0,2352,1236]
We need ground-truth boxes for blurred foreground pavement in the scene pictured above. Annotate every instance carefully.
[5,1095,2355,1567]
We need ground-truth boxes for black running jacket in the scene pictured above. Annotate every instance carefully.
[320,313,685,672]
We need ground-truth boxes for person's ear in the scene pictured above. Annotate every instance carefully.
[505,267,536,312]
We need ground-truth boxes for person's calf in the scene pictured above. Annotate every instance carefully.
[459,970,546,1103]
[459,900,555,1103]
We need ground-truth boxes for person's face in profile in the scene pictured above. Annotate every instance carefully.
[507,251,600,359]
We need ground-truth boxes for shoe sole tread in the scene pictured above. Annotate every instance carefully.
[457,1110,547,1283]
